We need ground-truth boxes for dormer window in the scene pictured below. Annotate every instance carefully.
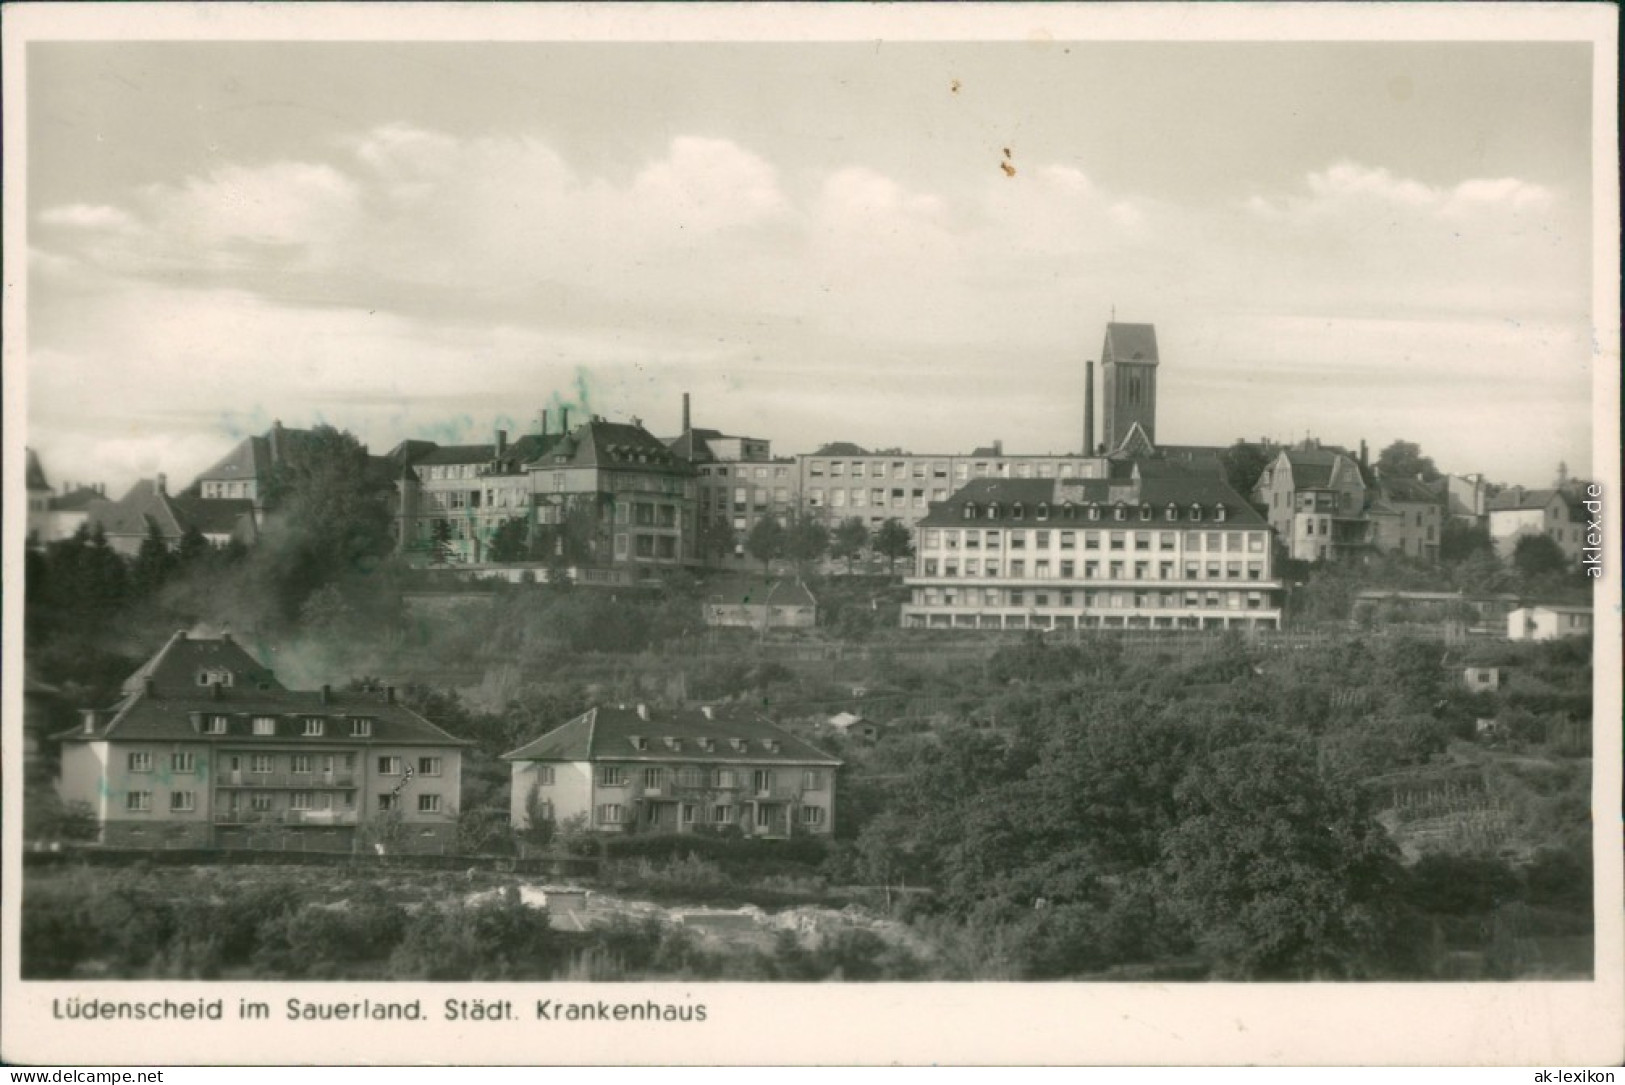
[1139,506,1152,522]
[1190,504,1204,522]
[196,668,234,687]
[731,738,748,752]
[963,503,977,520]
[763,739,780,753]
[987,503,1000,520]
[205,715,228,735]
[1114,504,1127,522]
[349,717,373,738]
[631,736,648,751]
[1012,503,1024,520]
[251,716,276,736]
[302,717,325,737]
[1036,502,1049,521]
[698,737,715,752]
[663,737,682,751]
[1166,503,1179,521]
[1215,504,1228,522]
[1088,505,1101,521]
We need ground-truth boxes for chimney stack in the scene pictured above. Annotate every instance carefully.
[1359,439,1369,469]
[682,393,691,435]
[142,676,156,697]
[1084,360,1096,456]
[271,420,284,463]
[156,473,167,495]
[385,685,396,705]
[495,428,507,459]
[539,410,549,438]
[320,684,331,705]
[81,710,99,734]
[561,407,570,433]
[993,439,1003,456]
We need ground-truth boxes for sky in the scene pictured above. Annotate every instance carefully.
[20,36,1603,496]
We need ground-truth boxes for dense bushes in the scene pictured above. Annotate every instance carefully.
[604,832,828,868]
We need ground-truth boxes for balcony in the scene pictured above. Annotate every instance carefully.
[214,810,359,826]
[217,773,357,789]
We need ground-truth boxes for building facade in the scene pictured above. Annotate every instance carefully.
[1487,488,1585,563]
[505,705,841,838]
[1506,605,1593,641]
[1367,477,1445,563]
[56,631,469,852]
[667,398,799,568]
[901,462,1284,631]
[1099,322,1160,453]
[702,577,818,630]
[797,444,1106,540]
[1253,445,1371,562]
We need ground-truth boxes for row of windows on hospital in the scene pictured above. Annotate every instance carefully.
[912,588,1274,610]
[199,480,254,499]
[132,751,439,775]
[921,557,1268,581]
[700,464,793,480]
[121,791,443,813]
[921,529,1267,554]
[805,460,1094,481]
[958,501,1231,524]
[588,803,825,827]
[187,714,376,737]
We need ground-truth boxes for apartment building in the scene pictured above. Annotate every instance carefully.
[1253,445,1371,562]
[395,414,700,578]
[901,460,1284,632]
[798,442,1106,538]
[667,396,799,568]
[504,705,840,839]
[1367,477,1445,563]
[56,631,470,852]
[1487,488,1586,563]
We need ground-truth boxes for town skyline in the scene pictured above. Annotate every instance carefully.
[21,36,1603,497]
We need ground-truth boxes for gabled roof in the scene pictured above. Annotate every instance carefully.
[26,448,50,491]
[1487,487,1569,513]
[704,577,818,609]
[170,496,258,539]
[50,486,106,512]
[88,479,191,540]
[528,419,687,473]
[667,428,726,463]
[1102,322,1159,365]
[921,467,1266,528]
[196,435,271,483]
[65,633,468,747]
[1114,420,1156,456]
[1377,477,1442,505]
[415,444,496,466]
[502,705,840,766]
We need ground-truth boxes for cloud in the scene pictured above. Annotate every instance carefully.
[39,203,137,230]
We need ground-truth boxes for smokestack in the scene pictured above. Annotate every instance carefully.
[561,407,570,433]
[271,420,284,463]
[682,393,691,435]
[1084,360,1096,456]
[1360,439,1369,469]
[495,428,507,459]
[539,411,549,438]
[993,439,1003,456]
[156,473,167,495]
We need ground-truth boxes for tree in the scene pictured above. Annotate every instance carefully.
[488,517,529,564]
[428,519,455,565]
[872,518,914,575]
[1219,441,1273,501]
[175,525,212,568]
[830,517,871,574]
[784,514,829,576]
[696,516,737,564]
[1439,518,1492,563]
[744,515,786,574]
[130,521,177,599]
[1512,534,1567,578]
[1376,440,1440,483]
[1162,734,1407,979]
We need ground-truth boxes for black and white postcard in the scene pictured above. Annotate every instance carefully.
[3,1,1620,1067]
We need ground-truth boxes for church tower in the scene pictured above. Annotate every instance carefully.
[1100,322,1159,453]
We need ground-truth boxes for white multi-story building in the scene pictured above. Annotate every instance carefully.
[902,461,1283,632]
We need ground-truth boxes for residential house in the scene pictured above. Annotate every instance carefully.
[25,449,53,544]
[901,459,1284,632]
[1506,605,1593,641]
[1252,443,1371,562]
[667,394,798,568]
[1462,667,1502,693]
[505,704,841,838]
[84,475,257,555]
[1438,473,1490,526]
[57,631,470,852]
[1367,476,1444,562]
[702,577,818,630]
[1487,488,1586,563]
[826,712,880,743]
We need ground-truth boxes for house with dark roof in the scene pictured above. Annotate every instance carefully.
[503,704,840,838]
[702,576,818,630]
[1252,444,1372,562]
[902,461,1283,632]
[57,631,471,852]
[84,475,257,556]
[1487,487,1585,564]
[1367,476,1445,563]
